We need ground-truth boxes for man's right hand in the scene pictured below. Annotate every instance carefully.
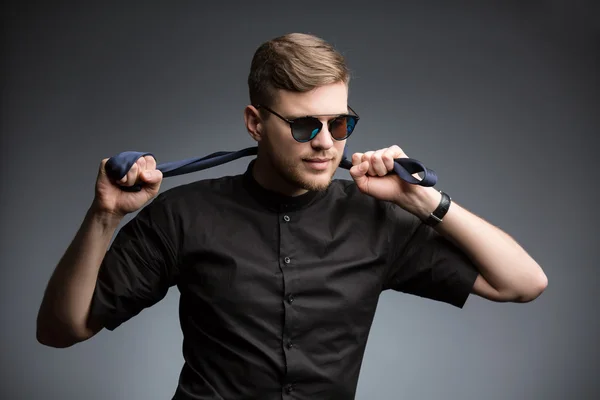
[93,155,163,218]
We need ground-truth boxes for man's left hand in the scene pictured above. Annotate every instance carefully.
[348,145,441,220]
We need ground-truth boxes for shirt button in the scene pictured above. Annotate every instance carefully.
[287,294,294,304]
[286,340,294,349]
[283,215,290,222]
[285,384,294,393]
[284,257,290,264]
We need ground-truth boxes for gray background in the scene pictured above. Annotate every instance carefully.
[2,1,598,399]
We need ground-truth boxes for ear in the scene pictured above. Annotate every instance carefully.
[244,105,263,142]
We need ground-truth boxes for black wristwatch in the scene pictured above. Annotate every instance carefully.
[424,190,451,227]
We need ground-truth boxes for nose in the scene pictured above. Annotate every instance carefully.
[310,121,334,150]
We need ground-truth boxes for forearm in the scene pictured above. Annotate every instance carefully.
[37,203,122,346]
[409,188,547,302]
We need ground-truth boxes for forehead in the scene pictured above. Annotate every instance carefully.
[274,82,349,117]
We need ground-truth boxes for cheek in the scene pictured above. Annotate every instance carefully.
[265,124,294,148]
[334,142,347,159]
[264,129,297,164]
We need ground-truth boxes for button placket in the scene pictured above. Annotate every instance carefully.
[278,209,299,391]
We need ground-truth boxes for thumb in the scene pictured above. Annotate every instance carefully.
[349,161,369,187]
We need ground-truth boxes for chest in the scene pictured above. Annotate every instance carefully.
[177,204,389,325]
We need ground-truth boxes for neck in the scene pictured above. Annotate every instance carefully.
[252,155,309,197]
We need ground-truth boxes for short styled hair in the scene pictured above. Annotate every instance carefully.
[248,33,350,107]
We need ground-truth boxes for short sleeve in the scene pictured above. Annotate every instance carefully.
[382,203,479,308]
[89,192,181,330]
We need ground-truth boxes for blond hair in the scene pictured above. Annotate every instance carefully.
[248,33,350,107]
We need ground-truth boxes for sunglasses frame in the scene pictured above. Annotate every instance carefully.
[255,104,360,143]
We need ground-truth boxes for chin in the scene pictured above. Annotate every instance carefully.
[295,168,335,192]
[273,154,338,193]
[301,179,332,192]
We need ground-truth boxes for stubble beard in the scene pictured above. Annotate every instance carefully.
[271,151,338,193]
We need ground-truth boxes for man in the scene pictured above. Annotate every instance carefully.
[36,33,548,399]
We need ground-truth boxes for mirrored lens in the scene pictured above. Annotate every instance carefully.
[329,116,357,140]
[292,117,323,142]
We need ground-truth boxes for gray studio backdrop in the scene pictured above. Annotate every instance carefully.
[2,2,598,399]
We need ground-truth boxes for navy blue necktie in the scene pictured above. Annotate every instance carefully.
[104,146,437,191]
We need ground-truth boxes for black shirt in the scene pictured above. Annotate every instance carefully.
[90,159,479,400]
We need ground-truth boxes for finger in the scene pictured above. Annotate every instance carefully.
[144,155,157,171]
[141,168,163,186]
[371,149,388,176]
[389,145,407,158]
[127,157,146,186]
[137,155,159,183]
[360,151,374,162]
[120,162,138,185]
[361,151,376,176]
[360,150,374,175]
[381,148,396,171]
[352,152,363,166]
[136,156,147,173]
[349,160,369,187]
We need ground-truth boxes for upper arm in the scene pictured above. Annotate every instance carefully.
[383,206,479,308]
[89,194,181,331]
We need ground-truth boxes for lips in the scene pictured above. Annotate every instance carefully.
[303,158,331,171]
[304,158,331,162]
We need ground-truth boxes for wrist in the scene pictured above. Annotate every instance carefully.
[88,201,124,230]
[405,187,442,221]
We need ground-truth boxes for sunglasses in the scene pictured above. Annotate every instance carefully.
[256,105,360,143]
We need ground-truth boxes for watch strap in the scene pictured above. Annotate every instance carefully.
[425,190,451,227]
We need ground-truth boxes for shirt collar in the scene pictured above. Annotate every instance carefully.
[242,159,324,213]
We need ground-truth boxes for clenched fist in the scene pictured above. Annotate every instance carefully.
[93,155,163,218]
